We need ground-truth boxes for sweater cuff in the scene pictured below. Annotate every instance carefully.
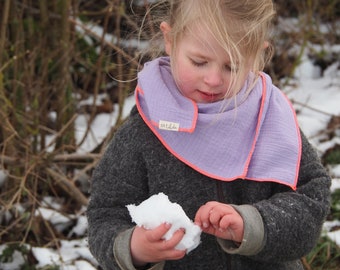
[217,204,264,256]
[113,227,165,270]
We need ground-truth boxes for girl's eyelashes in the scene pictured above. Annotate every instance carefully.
[189,57,236,72]
[189,58,207,67]
[227,65,239,73]
[224,64,232,71]
[224,63,239,72]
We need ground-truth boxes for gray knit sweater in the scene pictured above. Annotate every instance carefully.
[87,106,331,270]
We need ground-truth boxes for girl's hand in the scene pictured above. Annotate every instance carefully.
[194,201,244,243]
[130,223,186,267]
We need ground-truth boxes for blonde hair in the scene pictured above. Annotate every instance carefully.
[140,0,275,97]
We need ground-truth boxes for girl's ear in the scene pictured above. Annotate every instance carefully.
[160,22,172,55]
[263,41,270,49]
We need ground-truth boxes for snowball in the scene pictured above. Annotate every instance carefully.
[126,193,201,253]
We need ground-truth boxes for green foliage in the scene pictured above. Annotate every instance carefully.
[324,149,340,165]
[0,244,27,263]
[304,190,340,269]
[0,244,60,270]
[330,189,340,220]
[304,236,340,270]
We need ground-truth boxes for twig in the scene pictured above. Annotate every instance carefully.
[76,3,112,148]
[46,167,89,206]
[0,0,10,65]
[0,153,100,167]
[291,99,335,117]
[53,153,101,162]
[43,113,78,152]
[69,18,140,67]
[291,99,339,139]
[310,123,340,140]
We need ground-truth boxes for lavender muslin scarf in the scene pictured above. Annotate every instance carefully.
[135,57,301,190]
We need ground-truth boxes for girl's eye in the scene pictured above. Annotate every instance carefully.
[190,58,206,67]
[225,64,238,73]
[224,64,232,71]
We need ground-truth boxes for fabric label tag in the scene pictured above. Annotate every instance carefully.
[159,120,180,131]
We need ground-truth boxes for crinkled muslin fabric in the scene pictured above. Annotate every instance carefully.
[135,57,301,189]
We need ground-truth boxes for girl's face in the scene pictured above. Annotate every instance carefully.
[161,22,249,104]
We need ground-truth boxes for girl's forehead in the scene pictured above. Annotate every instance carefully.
[183,24,224,51]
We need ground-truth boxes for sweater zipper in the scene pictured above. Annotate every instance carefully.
[216,180,224,202]
[216,180,232,270]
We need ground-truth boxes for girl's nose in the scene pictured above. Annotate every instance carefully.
[203,68,224,87]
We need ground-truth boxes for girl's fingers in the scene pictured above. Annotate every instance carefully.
[161,228,186,251]
[195,201,227,228]
[195,201,218,227]
[208,209,223,227]
[195,202,244,241]
[145,223,171,242]
[162,229,187,260]
[145,223,187,252]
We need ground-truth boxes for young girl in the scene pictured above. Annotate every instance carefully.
[87,0,331,269]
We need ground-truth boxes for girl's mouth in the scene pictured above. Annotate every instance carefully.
[198,90,220,102]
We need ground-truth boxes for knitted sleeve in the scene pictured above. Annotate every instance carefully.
[251,131,331,262]
[87,115,150,270]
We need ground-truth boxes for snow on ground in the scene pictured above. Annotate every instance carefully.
[75,94,136,153]
[288,59,340,141]
[1,51,340,270]
[286,52,340,248]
